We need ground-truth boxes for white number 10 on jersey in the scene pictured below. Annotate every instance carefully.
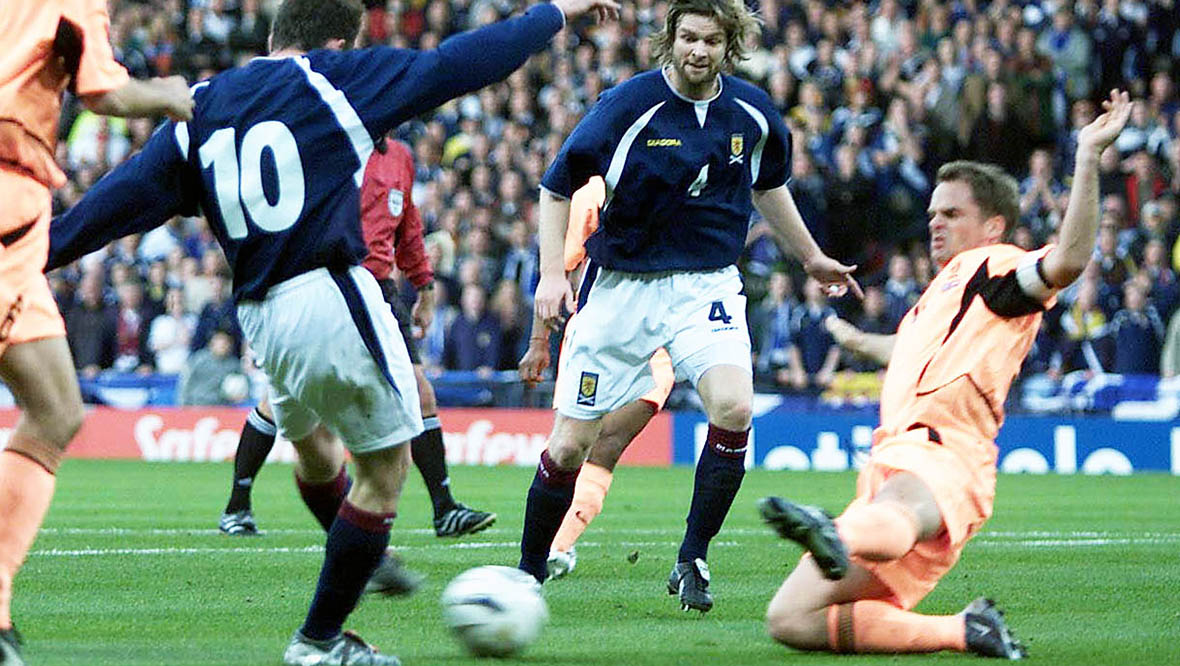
[199,122,306,239]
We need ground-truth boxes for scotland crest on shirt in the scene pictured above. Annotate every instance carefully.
[729,134,744,164]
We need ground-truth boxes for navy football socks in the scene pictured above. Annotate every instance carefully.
[678,424,748,563]
[518,450,580,583]
[300,501,394,640]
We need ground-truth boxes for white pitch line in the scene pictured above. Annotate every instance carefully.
[30,534,1180,558]
[38,527,1180,539]
[29,541,736,558]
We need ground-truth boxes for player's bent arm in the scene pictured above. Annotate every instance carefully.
[750,185,824,266]
[824,316,895,366]
[1040,90,1132,288]
[82,76,194,121]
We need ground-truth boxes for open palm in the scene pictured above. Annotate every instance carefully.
[1078,90,1132,154]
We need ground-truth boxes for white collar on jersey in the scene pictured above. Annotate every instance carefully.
[661,66,723,105]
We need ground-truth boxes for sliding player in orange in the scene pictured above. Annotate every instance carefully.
[757,90,1132,659]
[518,176,674,580]
[0,2,192,662]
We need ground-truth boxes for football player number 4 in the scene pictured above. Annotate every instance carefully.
[199,122,306,239]
[688,164,709,198]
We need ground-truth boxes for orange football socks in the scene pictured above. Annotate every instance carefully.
[551,462,612,553]
[0,445,58,629]
[827,601,966,653]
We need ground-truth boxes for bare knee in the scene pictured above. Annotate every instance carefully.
[708,396,752,432]
[547,416,601,469]
[766,605,824,650]
[351,445,410,514]
[293,427,345,482]
[549,437,591,469]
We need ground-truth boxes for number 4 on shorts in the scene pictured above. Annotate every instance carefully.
[708,301,732,324]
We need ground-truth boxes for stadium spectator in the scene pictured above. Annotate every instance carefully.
[148,288,195,376]
[489,278,530,372]
[64,273,117,378]
[883,254,919,328]
[1124,151,1168,224]
[178,329,244,406]
[190,274,242,358]
[112,279,154,373]
[786,278,841,391]
[1055,279,1113,377]
[1037,7,1093,101]
[750,270,796,368]
[966,82,1030,175]
[1110,281,1166,374]
[444,284,501,374]
[844,285,892,373]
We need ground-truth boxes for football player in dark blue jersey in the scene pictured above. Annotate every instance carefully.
[46,0,619,662]
[517,0,860,613]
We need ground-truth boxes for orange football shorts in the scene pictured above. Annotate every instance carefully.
[840,427,997,610]
[0,167,67,357]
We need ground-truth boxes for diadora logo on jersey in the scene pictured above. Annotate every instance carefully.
[387,189,405,217]
[577,371,599,406]
[646,138,682,147]
[729,134,744,164]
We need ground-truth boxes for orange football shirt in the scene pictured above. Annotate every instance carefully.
[876,244,1056,447]
[0,0,130,189]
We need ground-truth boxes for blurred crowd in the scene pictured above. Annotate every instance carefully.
[46,0,1180,406]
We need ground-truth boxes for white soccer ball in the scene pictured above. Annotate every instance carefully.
[440,565,549,658]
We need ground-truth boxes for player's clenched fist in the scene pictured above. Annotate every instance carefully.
[551,0,621,23]
[155,75,195,121]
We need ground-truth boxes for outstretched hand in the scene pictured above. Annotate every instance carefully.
[552,0,621,24]
[804,254,863,300]
[1077,90,1132,156]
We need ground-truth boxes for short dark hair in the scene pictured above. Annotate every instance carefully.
[651,0,762,72]
[270,0,364,52]
[935,161,1020,239]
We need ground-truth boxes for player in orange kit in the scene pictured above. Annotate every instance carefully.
[518,176,674,580]
[757,90,1132,659]
[0,2,192,661]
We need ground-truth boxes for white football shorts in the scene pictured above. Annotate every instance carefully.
[554,264,751,420]
[237,266,422,453]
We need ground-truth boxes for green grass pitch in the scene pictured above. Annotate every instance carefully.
[15,460,1180,664]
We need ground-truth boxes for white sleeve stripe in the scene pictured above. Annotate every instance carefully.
[294,56,374,188]
[734,98,768,184]
[1015,253,1054,301]
[603,101,665,211]
[173,121,189,158]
